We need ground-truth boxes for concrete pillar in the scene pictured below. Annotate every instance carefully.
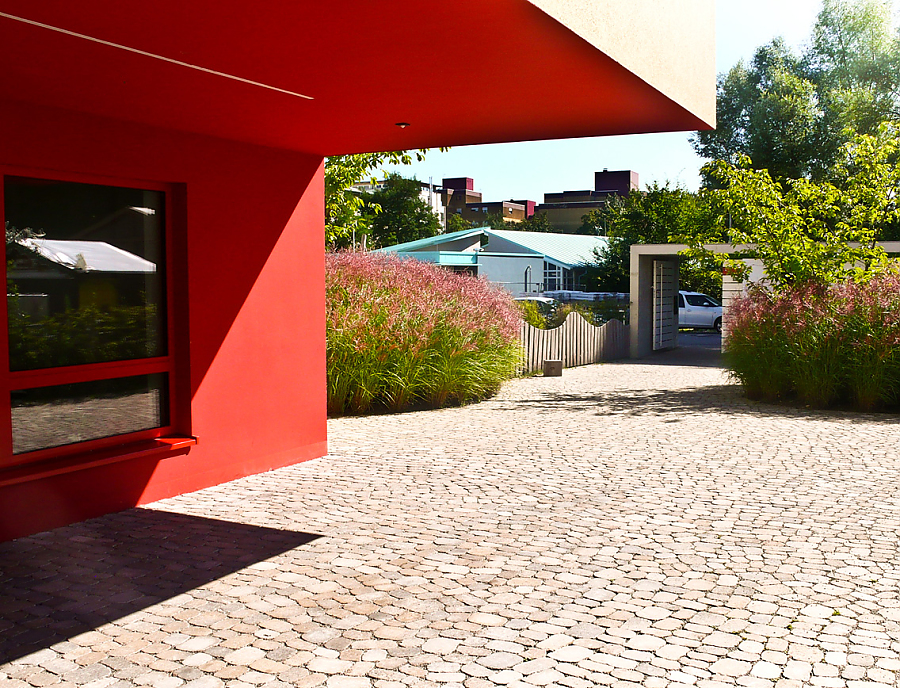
[630,253,655,358]
[629,251,679,358]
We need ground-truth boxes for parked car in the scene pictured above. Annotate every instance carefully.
[678,291,722,332]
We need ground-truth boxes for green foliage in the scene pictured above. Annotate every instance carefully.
[577,210,607,236]
[694,40,821,179]
[681,129,899,291]
[693,0,900,180]
[516,300,547,328]
[585,299,630,326]
[582,183,722,295]
[360,174,442,248]
[518,299,628,329]
[8,301,160,371]
[809,0,900,151]
[484,212,511,230]
[485,211,554,232]
[726,276,900,410]
[579,209,605,238]
[518,212,554,233]
[325,149,442,248]
[545,303,580,329]
[446,213,473,233]
[326,252,522,415]
[544,302,609,329]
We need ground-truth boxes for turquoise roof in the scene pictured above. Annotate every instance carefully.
[373,227,484,253]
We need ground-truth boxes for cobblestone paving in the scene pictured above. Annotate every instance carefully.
[3,360,900,688]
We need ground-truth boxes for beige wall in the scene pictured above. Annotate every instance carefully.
[528,0,716,129]
[541,206,597,233]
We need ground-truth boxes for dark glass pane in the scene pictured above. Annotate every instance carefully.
[11,374,168,454]
[5,177,166,371]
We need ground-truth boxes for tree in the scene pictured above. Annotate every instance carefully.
[446,213,473,233]
[692,0,900,181]
[692,39,824,179]
[485,211,554,232]
[582,184,721,294]
[325,149,443,248]
[577,209,608,236]
[680,128,900,292]
[518,212,554,233]
[808,0,900,133]
[484,212,510,230]
[360,174,442,248]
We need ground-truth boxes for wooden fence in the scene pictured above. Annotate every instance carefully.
[520,313,629,374]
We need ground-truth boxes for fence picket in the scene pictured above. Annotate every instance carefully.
[519,313,629,374]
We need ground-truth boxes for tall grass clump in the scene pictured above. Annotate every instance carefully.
[326,252,522,415]
[726,273,900,410]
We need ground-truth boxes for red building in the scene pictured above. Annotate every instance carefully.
[0,1,714,541]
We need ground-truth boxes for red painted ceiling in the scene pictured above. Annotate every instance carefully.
[0,1,710,155]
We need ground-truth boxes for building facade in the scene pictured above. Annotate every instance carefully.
[536,169,640,233]
[378,228,609,295]
[0,1,714,541]
[440,177,534,227]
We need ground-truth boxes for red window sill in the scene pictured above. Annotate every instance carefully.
[0,436,197,488]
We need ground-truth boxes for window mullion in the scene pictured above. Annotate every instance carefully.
[0,180,13,464]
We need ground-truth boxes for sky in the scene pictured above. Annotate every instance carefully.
[383,0,824,202]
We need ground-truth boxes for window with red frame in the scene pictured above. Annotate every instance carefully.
[2,174,177,463]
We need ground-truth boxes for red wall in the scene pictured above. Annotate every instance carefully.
[0,99,327,540]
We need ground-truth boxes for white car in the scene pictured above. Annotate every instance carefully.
[678,291,722,332]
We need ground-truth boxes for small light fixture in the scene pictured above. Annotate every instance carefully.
[395,122,410,129]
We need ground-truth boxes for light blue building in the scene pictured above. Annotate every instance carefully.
[376,227,608,296]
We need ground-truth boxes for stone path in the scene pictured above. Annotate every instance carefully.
[3,359,900,688]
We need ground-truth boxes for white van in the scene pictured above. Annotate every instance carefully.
[678,291,722,332]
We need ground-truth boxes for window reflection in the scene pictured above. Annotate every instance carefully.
[11,374,167,454]
[5,177,165,371]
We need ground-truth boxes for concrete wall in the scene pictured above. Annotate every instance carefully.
[530,0,716,128]
[539,205,599,233]
[721,260,763,343]
[478,254,544,295]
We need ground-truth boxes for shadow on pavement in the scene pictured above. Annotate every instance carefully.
[507,385,900,423]
[0,509,320,664]
[623,332,724,368]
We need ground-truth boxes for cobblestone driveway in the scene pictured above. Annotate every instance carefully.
[3,359,900,688]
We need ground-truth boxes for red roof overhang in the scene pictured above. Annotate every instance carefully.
[0,1,713,155]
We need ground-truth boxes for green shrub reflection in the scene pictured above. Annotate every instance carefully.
[8,299,162,371]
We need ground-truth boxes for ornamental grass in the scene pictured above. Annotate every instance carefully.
[726,273,900,411]
[326,252,522,415]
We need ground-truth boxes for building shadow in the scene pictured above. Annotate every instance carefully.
[622,332,724,368]
[0,508,320,665]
